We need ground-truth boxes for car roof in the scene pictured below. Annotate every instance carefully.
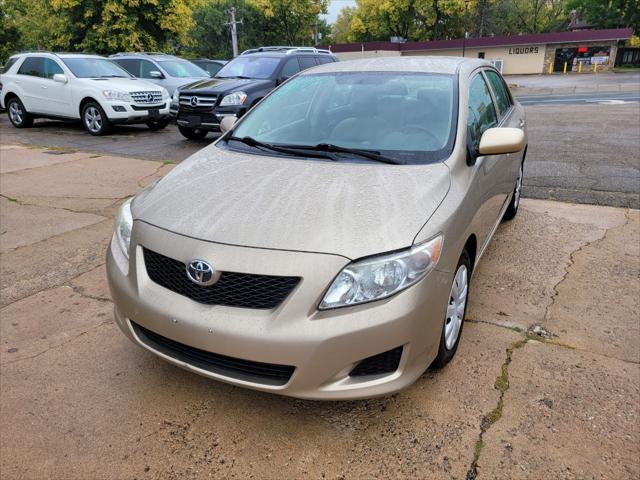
[301,56,491,76]
[109,53,181,61]
[240,51,334,59]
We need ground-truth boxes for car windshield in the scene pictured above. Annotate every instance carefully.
[216,57,280,79]
[230,72,457,164]
[158,60,208,78]
[62,57,132,78]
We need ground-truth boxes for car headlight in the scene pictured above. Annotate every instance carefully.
[220,91,247,106]
[102,90,132,102]
[319,234,443,310]
[161,88,170,100]
[172,89,180,104]
[114,198,133,259]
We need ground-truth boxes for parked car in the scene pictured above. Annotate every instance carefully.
[107,56,527,400]
[190,58,227,77]
[110,52,210,95]
[170,46,337,140]
[1,52,171,135]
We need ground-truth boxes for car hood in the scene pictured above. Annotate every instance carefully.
[179,77,272,94]
[132,145,450,260]
[82,77,163,92]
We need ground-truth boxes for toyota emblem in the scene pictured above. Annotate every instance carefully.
[186,259,218,286]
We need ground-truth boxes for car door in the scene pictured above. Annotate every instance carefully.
[483,69,523,194]
[15,56,48,112]
[38,58,74,117]
[467,71,505,250]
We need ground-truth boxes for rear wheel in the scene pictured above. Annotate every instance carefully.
[146,118,170,131]
[433,250,471,368]
[7,97,33,128]
[82,102,112,136]
[178,126,208,140]
[502,162,523,221]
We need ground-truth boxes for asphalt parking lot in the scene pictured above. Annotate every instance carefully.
[1,144,638,479]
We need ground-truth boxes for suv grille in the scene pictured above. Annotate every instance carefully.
[179,94,217,109]
[131,321,295,386]
[130,91,163,104]
[143,248,300,309]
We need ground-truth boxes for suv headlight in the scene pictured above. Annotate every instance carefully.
[102,90,132,102]
[172,89,180,104]
[161,88,169,100]
[319,235,443,310]
[220,91,247,106]
[114,198,133,259]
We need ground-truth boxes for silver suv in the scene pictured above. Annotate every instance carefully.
[110,52,210,95]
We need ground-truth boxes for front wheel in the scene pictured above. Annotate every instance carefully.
[146,118,170,131]
[7,97,34,128]
[178,126,208,140]
[502,162,523,221]
[82,102,112,136]
[433,250,471,368]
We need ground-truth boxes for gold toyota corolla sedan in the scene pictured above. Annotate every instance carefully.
[107,57,527,400]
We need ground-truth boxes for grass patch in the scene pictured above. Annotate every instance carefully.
[89,154,102,158]
[162,160,174,165]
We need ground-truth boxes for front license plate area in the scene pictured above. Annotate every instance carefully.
[148,108,160,119]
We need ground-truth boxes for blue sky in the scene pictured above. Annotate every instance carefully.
[323,0,356,24]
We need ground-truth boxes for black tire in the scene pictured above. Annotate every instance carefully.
[433,249,471,368]
[81,102,112,136]
[178,125,208,140]
[146,118,170,131]
[6,97,34,128]
[502,161,523,221]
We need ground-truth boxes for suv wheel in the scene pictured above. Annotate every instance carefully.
[433,249,471,368]
[146,119,170,131]
[82,102,112,136]
[7,97,33,128]
[178,126,207,140]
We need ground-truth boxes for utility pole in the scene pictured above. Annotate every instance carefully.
[226,7,242,57]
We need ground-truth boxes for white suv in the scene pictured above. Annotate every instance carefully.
[0,52,171,135]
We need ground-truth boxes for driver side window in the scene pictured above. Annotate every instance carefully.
[467,74,497,151]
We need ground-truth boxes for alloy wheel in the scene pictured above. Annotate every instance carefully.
[9,102,23,125]
[84,106,102,133]
[445,264,468,350]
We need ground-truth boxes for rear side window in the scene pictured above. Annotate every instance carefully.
[468,73,498,150]
[298,57,317,70]
[484,70,512,117]
[18,57,45,77]
[3,57,20,73]
[316,56,334,65]
[139,60,158,78]
[280,58,300,78]
[114,59,140,77]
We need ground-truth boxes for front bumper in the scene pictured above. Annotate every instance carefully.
[106,221,452,400]
[172,104,244,131]
[106,101,171,124]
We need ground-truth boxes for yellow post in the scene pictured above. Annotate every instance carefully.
[594,62,598,73]
[578,61,582,73]
[548,63,553,74]
[563,61,567,74]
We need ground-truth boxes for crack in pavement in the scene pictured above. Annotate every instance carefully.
[65,283,113,304]
[1,320,114,366]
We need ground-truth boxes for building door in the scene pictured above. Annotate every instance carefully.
[554,48,577,72]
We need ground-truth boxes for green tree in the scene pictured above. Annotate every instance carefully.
[566,0,639,33]
[250,0,328,45]
[492,0,568,34]
[331,5,356,43]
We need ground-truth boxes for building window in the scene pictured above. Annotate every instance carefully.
[478,52,485,59]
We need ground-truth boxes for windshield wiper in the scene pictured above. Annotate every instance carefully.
[228,136,336,160]
[99,75,128,78]
[280,143,401,165]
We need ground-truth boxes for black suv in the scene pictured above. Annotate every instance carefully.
[171,47,337,140]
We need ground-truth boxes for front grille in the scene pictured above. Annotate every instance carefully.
[130,91,163,104]
[143,248,300,309]
[131,321,295,386]
[349,346,403,377]
[131,102,168,111]
[179,94,217,109]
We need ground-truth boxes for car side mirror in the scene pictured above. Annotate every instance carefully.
[53,74,68,84]
[220,116,237,134]
[478,127,525,155]
[149,70,164,79]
